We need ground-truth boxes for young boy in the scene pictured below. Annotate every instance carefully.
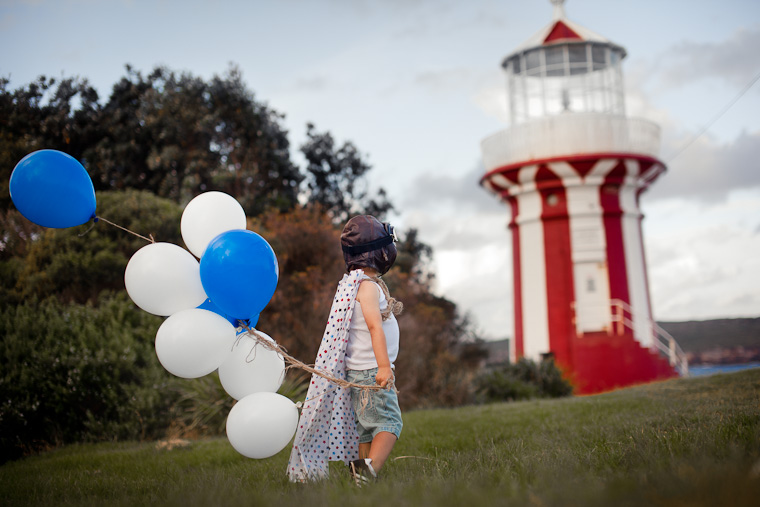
[341,215,403,484]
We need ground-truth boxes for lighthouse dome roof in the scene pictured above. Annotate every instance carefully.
[508,1,626,61]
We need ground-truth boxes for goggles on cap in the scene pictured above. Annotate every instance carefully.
[341,223,398,255]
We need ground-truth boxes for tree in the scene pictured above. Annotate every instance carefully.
[0,68,486,459]
[393,227,435,288]
[4,190,183,306]
[84,66,201,199]
[85,65,302,215]
[205,67,302,215]
[386,269,481,408]
[301,123,394,223]
[0,76,101,213]
[3,68,392,222]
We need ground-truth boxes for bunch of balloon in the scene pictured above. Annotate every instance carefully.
[9,151,300,459]
[9,150,97,228]
[125,190,298,459]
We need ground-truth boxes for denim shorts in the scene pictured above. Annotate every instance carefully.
[346,367,403,443]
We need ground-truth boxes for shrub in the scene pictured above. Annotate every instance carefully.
[166,370,311,439]
[10,190,183,306]
[0,293,173,461]
[476,357,573,403]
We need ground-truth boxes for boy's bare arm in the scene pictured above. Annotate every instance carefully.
[357,282,394,388]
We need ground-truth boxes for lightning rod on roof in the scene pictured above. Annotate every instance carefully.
[550,0,566,20]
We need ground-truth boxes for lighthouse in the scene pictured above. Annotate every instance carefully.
[480,0,687,394]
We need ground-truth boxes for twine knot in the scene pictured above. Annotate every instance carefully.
[370,276,403,321]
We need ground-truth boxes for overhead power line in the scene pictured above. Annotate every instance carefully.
[665,68,760,164]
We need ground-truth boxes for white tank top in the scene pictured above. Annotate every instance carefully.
[345,277,399,370]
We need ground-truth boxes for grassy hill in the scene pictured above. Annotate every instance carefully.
[1,369,758,506]
[481,317,760,361]
[659,317,760,353]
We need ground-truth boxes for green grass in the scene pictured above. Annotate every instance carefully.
[2,369,759,506]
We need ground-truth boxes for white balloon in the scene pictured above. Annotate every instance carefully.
[124,242,207,316]
[155,308,237,378]
[219,331,285,400]
[181,191,247,258]
[226,392,298,459]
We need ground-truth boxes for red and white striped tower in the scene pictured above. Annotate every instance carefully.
[480,0,687,393]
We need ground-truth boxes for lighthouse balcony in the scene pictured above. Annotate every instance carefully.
[481,113,661,172]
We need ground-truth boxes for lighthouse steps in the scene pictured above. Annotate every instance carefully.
[568,331,679,395]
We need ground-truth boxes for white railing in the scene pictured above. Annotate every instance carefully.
[481,113,662,171]
[608,299,689,377]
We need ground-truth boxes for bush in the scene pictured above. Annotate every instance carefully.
[0,293,174,462]
[9,190,183,306]
[476,358,573,403]
[166,370,311,439]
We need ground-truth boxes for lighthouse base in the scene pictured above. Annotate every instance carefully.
[566,331,679,395]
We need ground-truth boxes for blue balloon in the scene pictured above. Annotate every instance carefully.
[197,298,238,326]
[9,150,97,228]
[198,299,260,329]
[199,230,279,320]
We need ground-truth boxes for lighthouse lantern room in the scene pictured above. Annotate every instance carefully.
[480,0,687,394]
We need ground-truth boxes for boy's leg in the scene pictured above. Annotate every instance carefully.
[367,431,397,472]
[359,442,371,459]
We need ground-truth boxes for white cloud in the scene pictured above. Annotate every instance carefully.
[441,259,513,339]
[654,26,760,89]
[400,159,514,338]
[648,129,760,201]
[624,25,760,203]
[643,189,760,321]
[403,163,501,213]
[472,81,510,124]
[413,68,474,94]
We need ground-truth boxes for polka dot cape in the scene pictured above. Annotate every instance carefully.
[287,270,363,482]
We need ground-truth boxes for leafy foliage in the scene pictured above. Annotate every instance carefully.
[86,65,303,216]
[0,76,101,213]
[165,373,232,438]
[390,275,483,408]
[2,190,183,306]
[1,68,485,457]
[301,123,394,223]
[2,67,397,221]
[393,227,435,287]
[166,369,311,440]
[475,357,574,402]
[2,66,302,218]
[0,293,172,462]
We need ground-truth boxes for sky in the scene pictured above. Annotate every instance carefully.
[2,0,760,339]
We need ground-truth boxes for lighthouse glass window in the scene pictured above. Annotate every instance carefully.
[505,43,625,123]
[568,45,587,75]
[545,46,564,77]
[525,50,541,75]
[592,45,607,70]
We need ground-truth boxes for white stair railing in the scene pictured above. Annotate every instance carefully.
[608,299,689,377]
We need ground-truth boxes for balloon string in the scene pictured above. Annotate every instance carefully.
[237,323,397,398]
[94,216,155,243]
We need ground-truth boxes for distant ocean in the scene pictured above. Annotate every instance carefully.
[688,362,760,377]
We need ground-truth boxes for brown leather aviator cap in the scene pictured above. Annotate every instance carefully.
[340,215,397,275]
